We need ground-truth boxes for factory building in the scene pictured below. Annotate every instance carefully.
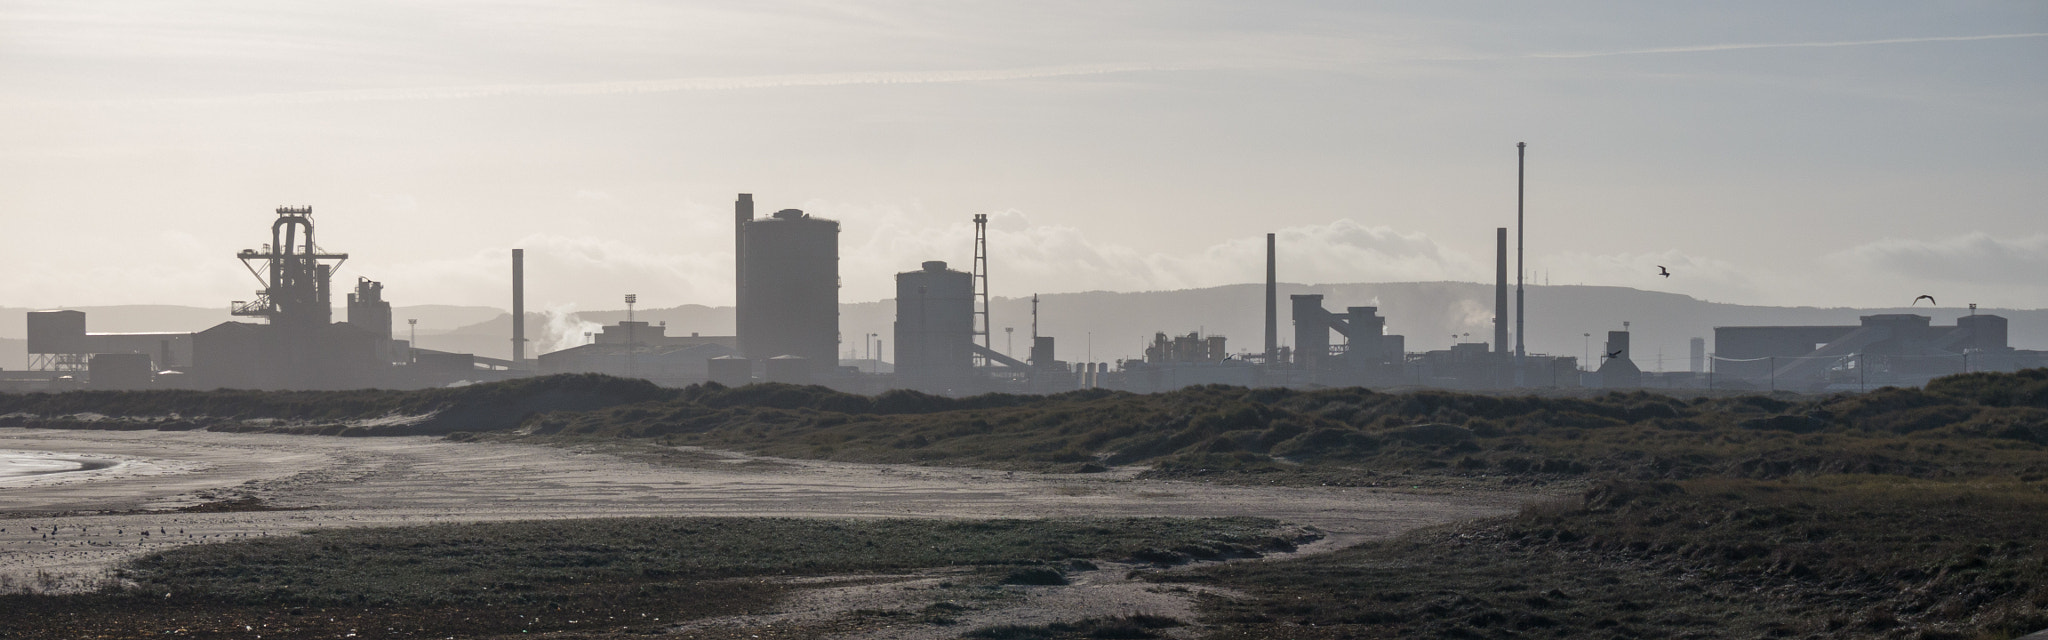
[735,194,840,374]
[1713,312,2044,391]
[1290,295,1406,384]
[25,310,193,373]
[893,261,976,391]
[539,321,738,383]
[1113,331,1256,391]
[180,207,392,390]
[1590,330,1642,388]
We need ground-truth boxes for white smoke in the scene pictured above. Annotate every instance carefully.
[539,303,603,353]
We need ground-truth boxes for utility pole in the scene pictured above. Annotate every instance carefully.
[624,294,637,378]
[408,319,417,364]
[1514,141,1527,387]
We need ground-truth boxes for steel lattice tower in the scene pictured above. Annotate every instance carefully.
[972,214,991,367]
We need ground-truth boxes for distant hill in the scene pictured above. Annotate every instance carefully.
[6,286,2041,368]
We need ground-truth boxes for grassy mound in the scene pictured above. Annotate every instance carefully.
[8,369,2048,486]
[1164,477,2048,639]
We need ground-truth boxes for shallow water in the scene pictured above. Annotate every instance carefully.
[0,452,91,482]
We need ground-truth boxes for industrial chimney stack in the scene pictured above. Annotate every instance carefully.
[1494,228,1507,355]
[1264,232,1277,365]
[511,249,526,366]
[1514,142,1527,387]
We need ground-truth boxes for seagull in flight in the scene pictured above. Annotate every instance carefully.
[1604,349,1623,360]
[1913,295,1936,306]
[1657,266,1670,278]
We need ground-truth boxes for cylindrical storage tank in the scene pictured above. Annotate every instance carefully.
[738,210,839,371]
[27,310,88,355]
[763,355,811,384]
[708,356,752,387]
[894,261,974,387]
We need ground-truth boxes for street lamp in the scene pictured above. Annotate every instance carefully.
[1005,327,1014,357]
[408,319,417,364]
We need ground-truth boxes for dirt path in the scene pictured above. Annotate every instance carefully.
[0,428,1540,636]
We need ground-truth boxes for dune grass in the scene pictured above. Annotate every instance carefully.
[1162,476,2048,639]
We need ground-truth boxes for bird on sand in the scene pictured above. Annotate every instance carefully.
[1913,295,1936,306]
[1657,266,1671,278]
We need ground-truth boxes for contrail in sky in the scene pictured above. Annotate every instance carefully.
[128,63,1163,107]
[1527,32,2048,59]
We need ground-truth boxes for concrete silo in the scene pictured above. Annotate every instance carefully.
[894,261,974,388]
[735,199,840,371]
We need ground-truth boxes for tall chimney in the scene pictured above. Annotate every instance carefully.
[1264,232,1277,365]
[1514,142,1527,387]
[511,248,526,366]
[1494,227,1507,354]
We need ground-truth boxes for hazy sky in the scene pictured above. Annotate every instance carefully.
[4,1,2045,315]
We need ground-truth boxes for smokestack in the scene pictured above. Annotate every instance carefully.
[1264,233,1277,365]
[1514,142,1527,387]
[1495,228,1507,355]
[511,249,526,366]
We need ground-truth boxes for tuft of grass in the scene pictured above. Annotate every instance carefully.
[1002,567,1069,586]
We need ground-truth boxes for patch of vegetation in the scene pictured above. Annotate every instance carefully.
[0,517,1307,639]
[10,371,2048,637]
[1162,477,2048,639]
[9,370,2048,489]
[964,613,1184,639]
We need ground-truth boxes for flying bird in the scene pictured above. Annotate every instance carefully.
[1913,295,1936,306]
[1605,349,1623,360]
[1657,266,1671,278]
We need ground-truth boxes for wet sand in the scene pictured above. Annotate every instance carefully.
[0,427,1536,633]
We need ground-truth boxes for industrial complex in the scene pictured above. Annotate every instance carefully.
[9,166,2046,395]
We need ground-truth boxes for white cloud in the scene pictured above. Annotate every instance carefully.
[836,208,1483,302]
[1828,233,2048,286]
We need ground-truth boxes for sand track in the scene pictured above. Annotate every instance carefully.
[0,427,1533,635]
